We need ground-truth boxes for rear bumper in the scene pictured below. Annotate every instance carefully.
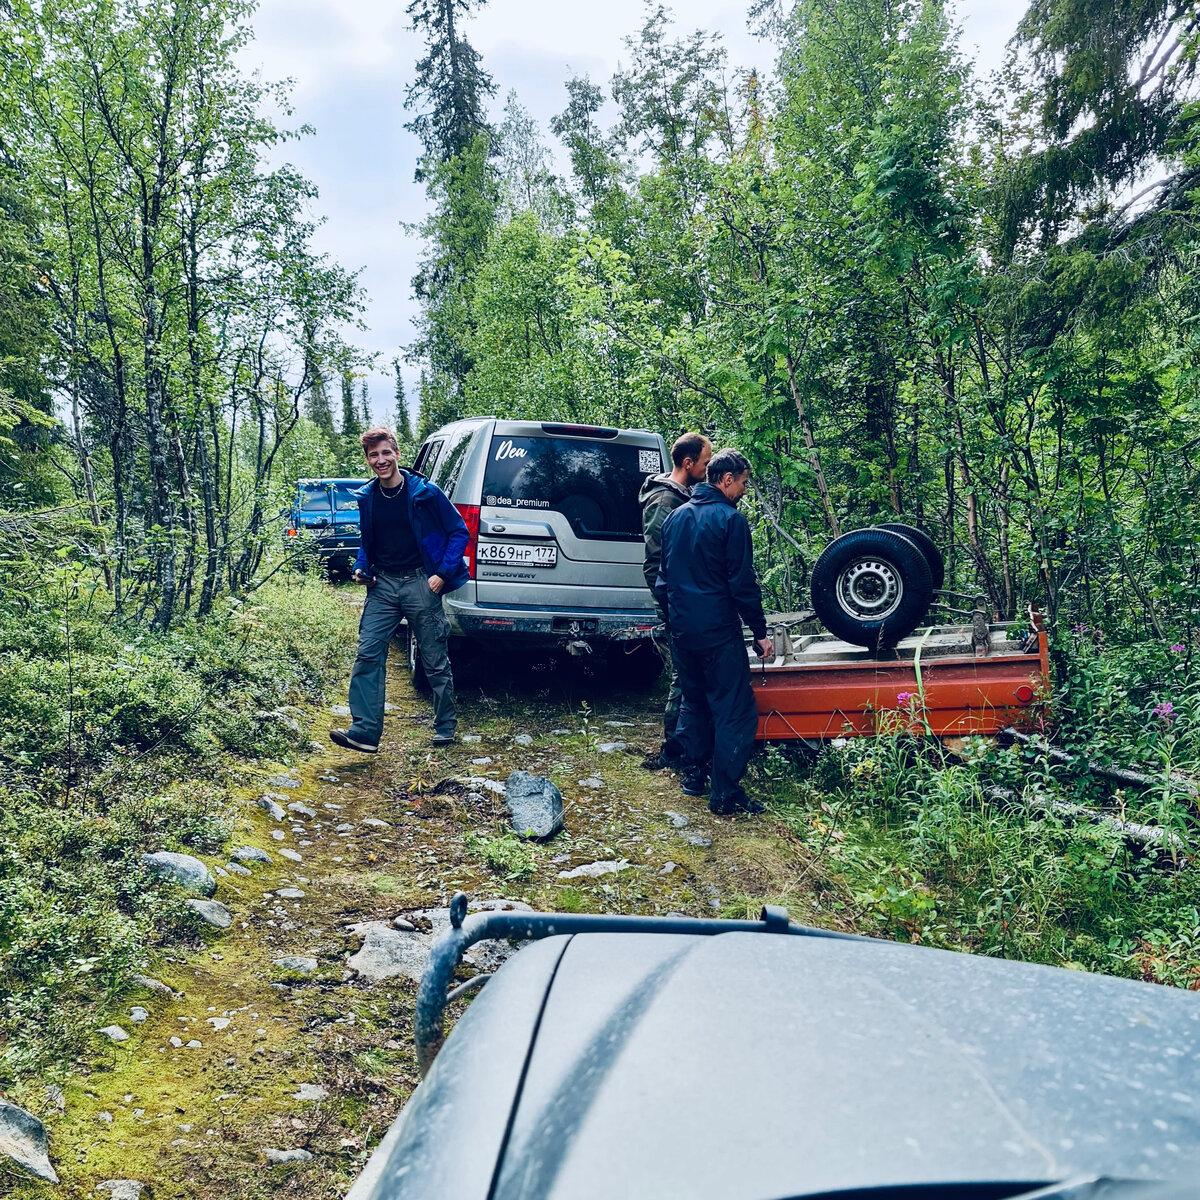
[444,598,658,649]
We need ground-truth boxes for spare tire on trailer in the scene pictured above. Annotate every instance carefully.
[810,527,933,649]
[875,522,945,592]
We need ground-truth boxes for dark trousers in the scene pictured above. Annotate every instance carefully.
[673,635,759,806]
[652,599,684,761]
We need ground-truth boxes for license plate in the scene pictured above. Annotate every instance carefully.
[478,541,557,567]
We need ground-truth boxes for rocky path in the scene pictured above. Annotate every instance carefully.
[6,634,830,1199]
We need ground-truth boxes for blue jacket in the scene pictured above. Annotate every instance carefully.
[353,471,470,592]
[654,483,768,648]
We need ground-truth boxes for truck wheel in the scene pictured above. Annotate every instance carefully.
[811,527,933,649]
[876,522,945,592]
[407,627,432,694]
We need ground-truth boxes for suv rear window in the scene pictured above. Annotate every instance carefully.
[298,484,330,513]
[482,436,660,541]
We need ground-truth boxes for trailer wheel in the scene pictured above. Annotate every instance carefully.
[811,527,933,649]
[876,522,945,592]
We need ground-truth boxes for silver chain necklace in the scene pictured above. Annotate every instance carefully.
[379,477,403,500]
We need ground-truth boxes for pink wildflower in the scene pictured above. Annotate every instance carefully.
[1152,701,1176,724]
[1170,643,1186,654]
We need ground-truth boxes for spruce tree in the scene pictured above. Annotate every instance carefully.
[359,379,371,429]
[393,358,414,441]
[306,368,337,447]
[340,369,360,437]
[404,0,495,174]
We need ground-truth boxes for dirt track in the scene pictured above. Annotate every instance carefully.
[11,622,834,1199]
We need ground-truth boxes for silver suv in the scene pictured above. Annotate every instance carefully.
[409,418,668,674]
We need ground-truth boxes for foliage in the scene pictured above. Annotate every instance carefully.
[0,574,355,1082]
[463,830,537,880]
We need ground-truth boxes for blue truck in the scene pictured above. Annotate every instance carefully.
[284,477,368,578]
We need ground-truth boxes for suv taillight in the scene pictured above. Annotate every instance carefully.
[456,504,480,579]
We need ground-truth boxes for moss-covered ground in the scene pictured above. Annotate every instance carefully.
[7,600,843,1198]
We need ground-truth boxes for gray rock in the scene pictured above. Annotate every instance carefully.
[664,810,690,828]
[279,848,303,862]
[660,861,678,874]
[140,851,216,897]
[604,720,636,728]
[578,776,603,789]
[273,956,318,975]
[556,859,630,880]
[276,887,305,899]
[361,817,390,828]
[231,846,272,864]
[186,898,232,929]
[462,776,506,795]
[335,823,354,832]
[292,1083,328,1101]
[0,1099,58,1183]
[97,1182,145,1200]
[130,1006,149,1024]
[330,704,351,716]
[258,796,286,821]
[470,756,493,766]
[225,861,252,877]
[505,770,564,840]
[391,917,416,932]
[462,734,482,743]
[596,741,628,753]
[346,924,432,983]
[288,801,316,818]
[686,833,713,848]
[134,974,179,997]
[513,733,534,746]
[99,1025,129,1042]
[270,829,286,841]
[408,900,533,972]
[266,774,303,788]
[263,1147,312,1164]
[258,709,301,734]
[550,728,571,737]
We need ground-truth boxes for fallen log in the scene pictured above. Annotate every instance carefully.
[982,784,1188,861]
[998,726,1198,798]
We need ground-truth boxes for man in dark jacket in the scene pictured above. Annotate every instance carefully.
[655,448,772,815]
[330,426,469,754]
[640,432,711,770]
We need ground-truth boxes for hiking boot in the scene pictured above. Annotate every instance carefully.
[656,750,685,773]
[681,772,708,797]
[330,729,378,754]
[431,732,456,746]
[709,790,765,816]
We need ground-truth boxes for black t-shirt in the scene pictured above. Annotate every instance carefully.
[372,481,422,573]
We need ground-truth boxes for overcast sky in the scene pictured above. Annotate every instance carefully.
[238,0,1023,425]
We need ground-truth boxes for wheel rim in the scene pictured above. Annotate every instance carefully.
[836,557,903,621]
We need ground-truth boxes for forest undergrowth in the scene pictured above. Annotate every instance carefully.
[755,626,1200,988]
[0,574,356,1089]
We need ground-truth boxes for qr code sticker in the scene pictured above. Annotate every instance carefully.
[639,449,662,474]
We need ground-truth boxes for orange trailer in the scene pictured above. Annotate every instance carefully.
[751,609,1050,742]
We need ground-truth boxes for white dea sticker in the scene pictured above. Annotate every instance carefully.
[639,448,662,474]
[494,439,527,461]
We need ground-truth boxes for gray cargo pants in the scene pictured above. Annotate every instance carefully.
[346,569,456,745]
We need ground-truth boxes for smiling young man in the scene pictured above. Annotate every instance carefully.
[330,426,469,753]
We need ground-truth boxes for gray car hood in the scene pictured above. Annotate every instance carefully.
[359,932,1200,1200]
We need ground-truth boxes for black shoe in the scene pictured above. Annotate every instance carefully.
[656,750,685,773]
[330,728,378,754]
[431,732,456,746]
[709,791,765,816]
[681,772,708,797]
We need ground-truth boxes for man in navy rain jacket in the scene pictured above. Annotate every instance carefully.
[654,449,773,814]
[330,426,469,753]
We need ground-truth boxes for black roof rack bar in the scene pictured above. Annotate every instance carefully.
[413,891,863,1077]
